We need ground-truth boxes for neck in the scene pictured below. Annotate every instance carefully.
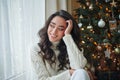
[51,41,60,50]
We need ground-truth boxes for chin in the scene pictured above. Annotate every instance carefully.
[51,40,58,43]
[49,39,57,42]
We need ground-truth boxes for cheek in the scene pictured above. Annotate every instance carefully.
[47,27,51,34]
[58,31,65,37]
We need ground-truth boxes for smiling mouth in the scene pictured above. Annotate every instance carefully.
[50,33,57,38]
[51,35,57,38]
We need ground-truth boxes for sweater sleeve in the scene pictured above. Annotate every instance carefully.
[63,34,87,69]
[30,44,71,80]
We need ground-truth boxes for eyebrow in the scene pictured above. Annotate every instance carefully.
[58,26,64,28]
[50,22,56,25]
[51,22,65,28]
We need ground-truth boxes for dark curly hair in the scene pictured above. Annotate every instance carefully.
[38,10,81,71]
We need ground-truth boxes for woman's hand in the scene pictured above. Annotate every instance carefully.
[64,20,73,35]
[69,69,75,75]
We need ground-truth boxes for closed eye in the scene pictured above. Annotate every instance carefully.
[58,26,65,31]
[49,24,55,28]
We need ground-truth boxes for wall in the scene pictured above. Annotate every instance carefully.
[45,0,67,20]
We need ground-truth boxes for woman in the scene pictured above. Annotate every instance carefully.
[31,10,90,80]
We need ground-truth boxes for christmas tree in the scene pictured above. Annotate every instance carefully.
[74,0,120,73]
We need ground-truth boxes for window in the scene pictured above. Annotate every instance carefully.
[0,0,45,80]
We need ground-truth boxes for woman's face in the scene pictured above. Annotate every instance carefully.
[47,16,67,42]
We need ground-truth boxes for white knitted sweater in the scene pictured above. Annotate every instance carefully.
[31,34,87,80]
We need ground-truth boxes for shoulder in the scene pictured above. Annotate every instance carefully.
[30,43,42,61]
[31,43,41,52]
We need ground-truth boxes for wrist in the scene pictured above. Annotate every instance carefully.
[69,69,75,75]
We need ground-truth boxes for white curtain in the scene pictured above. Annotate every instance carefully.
[0,0,45,80]
[0,0,68,79]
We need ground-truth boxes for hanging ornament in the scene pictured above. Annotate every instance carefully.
[106,13,110,17]
[96,45,103,51]
[86,1,90,6]
[117,26,120,33]
[114,47,120,54]
[117,25,120,33]
[103,38,110,44]
[109,19,117,31]
[89,4,93,10]
[106,8,109,12]
[104,46,112,58]
[118,29,120,33]
[79,5,82,8]
[87,24,93,29]
[110,0,117,7]
[79,15,83,19]
[78,15,83,28]
[98,19,105,28]
[78,22,83,28]
[81,28,84,31]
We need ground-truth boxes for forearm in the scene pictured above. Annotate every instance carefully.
[63,34,87,69]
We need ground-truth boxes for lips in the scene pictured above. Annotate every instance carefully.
[50,35,57,38]
[49,34,57,42]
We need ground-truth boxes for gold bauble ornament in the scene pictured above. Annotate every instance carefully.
[96,45,103,51]
[114,47,120,54]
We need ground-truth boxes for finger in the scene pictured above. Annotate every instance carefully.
[66,20,72,27]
